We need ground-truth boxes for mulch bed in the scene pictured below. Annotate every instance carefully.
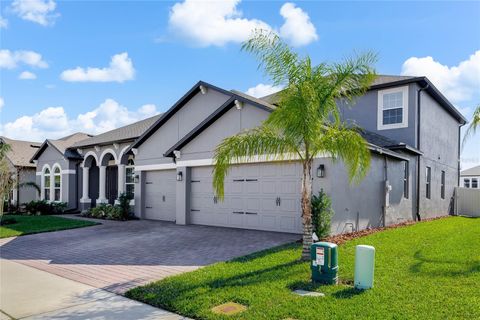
[322,215,451,245]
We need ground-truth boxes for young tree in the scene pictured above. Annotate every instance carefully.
[0,143,13,217]
[213,31,376,260]
[463,105,479,144]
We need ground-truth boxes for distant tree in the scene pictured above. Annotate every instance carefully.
[212,31,376,260]
[463,105,479,144]
[0,144,13,217]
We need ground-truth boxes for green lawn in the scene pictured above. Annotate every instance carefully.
[126,217,480,319]
[0,215,98,238]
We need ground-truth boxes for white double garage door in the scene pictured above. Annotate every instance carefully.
[144,161,302,234]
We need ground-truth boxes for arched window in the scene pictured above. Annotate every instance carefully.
[43,168,51,200]
[53,166,61,201]
[125,157,135,198]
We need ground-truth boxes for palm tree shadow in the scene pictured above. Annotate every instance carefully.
[410,250,480,277]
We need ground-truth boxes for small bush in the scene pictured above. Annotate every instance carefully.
[85,204,124,220]
[24,200,67,215]
[117,192,133,220]
[311,189,334,240]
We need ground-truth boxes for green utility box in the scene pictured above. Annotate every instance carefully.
[310,242,338,284]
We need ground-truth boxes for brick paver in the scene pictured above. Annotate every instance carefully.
[0,217,299,294]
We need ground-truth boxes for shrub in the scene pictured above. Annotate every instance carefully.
[311,189,334,240]
[24,200,67,215]
[86,204,123,220]
[117,192,133,220]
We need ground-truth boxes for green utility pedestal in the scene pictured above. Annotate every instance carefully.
[310,242,338,285]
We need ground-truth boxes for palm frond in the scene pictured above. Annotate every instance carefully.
[18,181,41,195]
[213,126,300,199]
[463,105,480,145]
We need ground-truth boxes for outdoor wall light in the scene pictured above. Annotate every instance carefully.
[176,171,183,182]
[317,164,325,178]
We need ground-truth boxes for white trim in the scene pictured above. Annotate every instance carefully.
[135,163,176,172]
[36,172,42,176]
[99,148,118,165]
[52,163,62,202]
[82,151,99,167]
[377,86,409,130]
[80,198,91,204]
[176,158,213,167]
[118,145,131,164]
[61,169,76,174]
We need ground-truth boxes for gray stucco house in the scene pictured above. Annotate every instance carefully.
[1,137,41,208]
[29,75,466,235]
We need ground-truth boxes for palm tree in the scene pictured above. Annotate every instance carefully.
[463,105,479,144]
[212,31,376,260]
[0,143,12,217]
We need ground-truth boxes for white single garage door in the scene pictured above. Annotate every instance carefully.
[144,170,176,222]
[190,162,302,233]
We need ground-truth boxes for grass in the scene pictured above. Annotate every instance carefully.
[0,214,98,238]
[126,217,480,319]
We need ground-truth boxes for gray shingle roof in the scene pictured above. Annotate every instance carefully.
[461,165,480,176]
[73,114,162,148]
[259,75,417,105]
[1,137,42,167]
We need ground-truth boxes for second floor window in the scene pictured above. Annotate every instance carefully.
[426,166,431,199]
[473,178,478,189]
[377,86,409,130]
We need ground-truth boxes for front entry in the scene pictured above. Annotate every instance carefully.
[106,166,118,205]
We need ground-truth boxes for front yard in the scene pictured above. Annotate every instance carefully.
[126,216,480,319]
[0,215,98,238]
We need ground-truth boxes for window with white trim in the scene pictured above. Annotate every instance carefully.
[43,168,51,200]
[53,167,61,201]
[472,178,478,189]
[125,157,135,198]
[403,161,409,199]
[464,178,470,188]
[377,86,408,130]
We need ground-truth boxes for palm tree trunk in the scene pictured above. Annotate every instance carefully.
[301,159,313,260]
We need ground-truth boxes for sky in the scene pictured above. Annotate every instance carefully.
[0,0,479,169]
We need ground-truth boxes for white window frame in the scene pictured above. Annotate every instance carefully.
[472,178,478,189]
[464,178,470,188]
[125,158,135,198]
[377,86,409,130]
[42,166,51,201]
[52,164,62,202]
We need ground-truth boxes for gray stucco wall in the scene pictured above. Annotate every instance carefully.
[338,84,418,147]
[135,88,231,166]
[35,145,78,210]
[418,90,460,218]
[312,154,414,234]
[18,167,38,204]
[180,103,270,160]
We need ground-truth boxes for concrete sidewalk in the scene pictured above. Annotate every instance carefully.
[0,259,189,320]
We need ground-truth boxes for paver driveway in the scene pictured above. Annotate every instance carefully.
[0,216,299,294]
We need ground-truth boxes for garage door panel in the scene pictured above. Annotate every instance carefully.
[190,162,302,234]
[144,170,176,222]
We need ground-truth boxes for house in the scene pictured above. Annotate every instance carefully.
[30,133,93,211]
[461,165,480,189]
[1,137,42,208]
[29,75,466,235]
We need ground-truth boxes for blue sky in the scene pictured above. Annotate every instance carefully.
[0,0,479,168]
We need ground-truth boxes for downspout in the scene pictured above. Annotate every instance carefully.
[416,82,429,221]
[383,155,388,227]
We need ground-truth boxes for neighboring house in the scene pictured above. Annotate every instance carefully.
[32,75,466,235]
[461,165,480,189]
[0,137,42,207]
[30,133,93,211]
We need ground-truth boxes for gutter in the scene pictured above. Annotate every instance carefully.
[416,83,429,221]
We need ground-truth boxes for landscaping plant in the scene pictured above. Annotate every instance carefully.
[311,189,334,240]
[0,143,13,218]
[25,200,67,215]
[213,30,375,259]
[117,192,133,220]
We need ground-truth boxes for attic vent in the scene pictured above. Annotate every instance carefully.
[31,145,41,148]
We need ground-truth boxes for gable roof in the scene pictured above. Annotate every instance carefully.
[30,132,93,162]
[0,137,42,168]
[130,81,275,150]
[72,114,162,148]
[461,165,480,177]
[258,75,466,124]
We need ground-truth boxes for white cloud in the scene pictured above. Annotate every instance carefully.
[0,49,48,69]
[0,97,4,111]
[401,50,480,103]
[11,0,59,26]
[246,83,283,98]
[169,0,272,47]
[0,16,8,28]
[279,3,318,47]
[60,52,135,83]
[19,71,37,79]
[0,99,159,141]
[168,0,317,47]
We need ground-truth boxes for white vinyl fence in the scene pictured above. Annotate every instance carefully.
[455,187,480,217]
